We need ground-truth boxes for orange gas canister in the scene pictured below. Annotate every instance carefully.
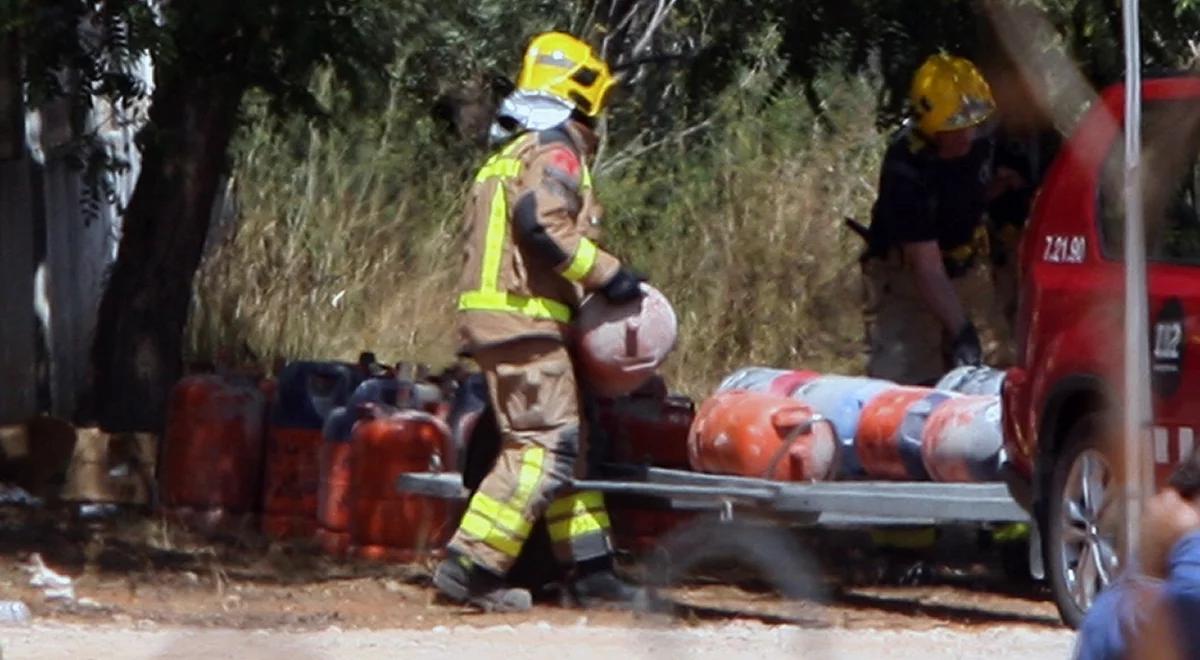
[161,374,267,524]
[316,378,401,556]
[348,409,458,561]
[920,394,1005,483]
[262,361,360,539]
[855,387,956,481]
[687,390,839,481]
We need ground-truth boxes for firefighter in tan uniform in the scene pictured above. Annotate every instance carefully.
[433,32,646,612]
[863,54,1003,386]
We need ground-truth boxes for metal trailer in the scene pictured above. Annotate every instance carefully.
[397,462,1039,572]
[398,465,1027,524]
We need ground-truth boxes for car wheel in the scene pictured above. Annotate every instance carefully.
[1043,412,1121,628]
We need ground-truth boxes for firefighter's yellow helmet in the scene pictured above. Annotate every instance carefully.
[909,54,995,136]
[516,32,615,118]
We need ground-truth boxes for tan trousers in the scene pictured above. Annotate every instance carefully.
[862,255,1010,386]
[447,338,613,574]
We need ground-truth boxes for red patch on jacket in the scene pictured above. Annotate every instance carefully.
[548,147,581,178]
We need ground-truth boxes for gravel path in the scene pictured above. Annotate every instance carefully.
[1,621,1075,660]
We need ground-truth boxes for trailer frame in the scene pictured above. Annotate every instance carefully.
[396,463,1030,526]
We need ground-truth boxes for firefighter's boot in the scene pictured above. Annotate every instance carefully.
[568,558,649,609]
[433,554,532,612]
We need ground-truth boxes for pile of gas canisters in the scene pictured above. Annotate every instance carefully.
[159,359,700,561]
[692,365,1008,484]
[161,359,458,560]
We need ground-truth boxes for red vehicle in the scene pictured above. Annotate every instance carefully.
[1003,74,1200,627]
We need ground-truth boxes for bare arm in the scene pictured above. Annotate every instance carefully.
[902,240,966,334]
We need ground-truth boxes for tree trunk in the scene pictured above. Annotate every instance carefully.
[87,74,244,431]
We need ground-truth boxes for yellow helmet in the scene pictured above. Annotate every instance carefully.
[516,32,616,118]
[909,54,995,136]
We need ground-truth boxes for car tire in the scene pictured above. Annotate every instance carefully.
[1042,412,1120,629]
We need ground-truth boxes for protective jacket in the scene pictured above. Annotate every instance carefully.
[867,125,993,278]
[457,122,620,352]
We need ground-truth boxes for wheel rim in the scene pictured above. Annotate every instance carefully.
[1058,448,1120,613]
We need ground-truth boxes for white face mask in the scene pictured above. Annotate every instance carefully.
[488,91,574,145]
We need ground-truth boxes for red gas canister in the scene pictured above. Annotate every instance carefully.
[315,440,354,555]
[161,374,267,527]
[262,361,360,539]
[597,382,696,553]
[600,391,694,469]
[687,390,839,481]
[574,284,678,397]
[348,409,457,561]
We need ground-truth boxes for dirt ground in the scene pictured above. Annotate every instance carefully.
[2,621,1075,659]
[0,505,1076,659]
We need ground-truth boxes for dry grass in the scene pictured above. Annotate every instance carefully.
[187,74,886,398]
[602,79,885,395]
[188,79,467,370]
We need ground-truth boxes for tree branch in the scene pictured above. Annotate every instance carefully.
[632,0,676,59]
[595,117,712,176]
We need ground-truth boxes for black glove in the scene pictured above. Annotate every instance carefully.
[599,267,645,305]
[951,321,983,368]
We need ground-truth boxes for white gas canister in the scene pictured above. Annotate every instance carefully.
[574,283,678,397]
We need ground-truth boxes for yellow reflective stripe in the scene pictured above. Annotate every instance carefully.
[546,491,610,542]
[472,136,526,289]
[474,157,522,183]
[514,446,545,506]
[473,137,527,183]
[548,511,612,543]
[480,185,508,291]
[561,238,597,282]
[459,510,524,558]
[469,492,533,540]
[455,446,547,555]
[580,164,593,190]
[460,134,580,323]
[459,510,492,537]
[546,491,605,518]
[458,290,572,322]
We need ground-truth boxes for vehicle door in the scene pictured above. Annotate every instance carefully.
[1097,95,1200,486]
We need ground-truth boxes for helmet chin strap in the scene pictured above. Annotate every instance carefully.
[488,91,575,146]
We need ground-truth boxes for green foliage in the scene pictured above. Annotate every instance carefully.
[7,0,402,138]
[188,67,468,364]
[189,52,886,393]
[184,0,1200,389]
[395,1,573,93]
[598,71,886,389]
[6,0,401,226]
[10,0,1200,389]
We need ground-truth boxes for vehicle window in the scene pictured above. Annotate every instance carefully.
[1098,99,1200,264]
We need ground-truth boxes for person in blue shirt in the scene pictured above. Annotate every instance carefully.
[1076,453,1200,659]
